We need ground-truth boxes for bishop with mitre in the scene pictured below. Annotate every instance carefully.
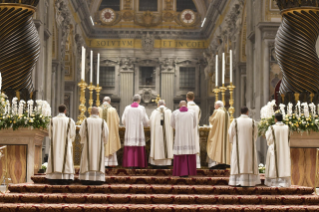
[207,100,231,169]
[228,107,261,186]
[171,100,197,177]
[186,91,201,168]
[79,107,109,185]
[46,105,76,185]
[122,94,150,168]
[149,100,173,168]
[265,112,291,187]
[98,96,121,167]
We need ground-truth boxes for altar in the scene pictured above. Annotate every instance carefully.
[73,126,211,167]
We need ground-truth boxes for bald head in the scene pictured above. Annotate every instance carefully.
[103,96,111,103]
[179,100,187,108]
[91,107,99,115]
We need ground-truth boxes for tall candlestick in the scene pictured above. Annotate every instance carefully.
[81,46,85,80]
[230,50,232,83]
[222,52,225,85]
[90,50,93,83]
[97,53,100,85]
[215,54,218,87]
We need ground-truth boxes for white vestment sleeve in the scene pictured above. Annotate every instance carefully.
[79,120,86,144]
[122,107,127,125]
[49,119,52,140]
[103,121,109,144]
[265,127,274,146]
[228,121,235,143]
[143,107,150,127]
[254,121,258,141]
[193,111,197,129]
[170,112,176,129]
[69,119,76,141]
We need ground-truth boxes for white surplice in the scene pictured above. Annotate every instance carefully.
[79,115,109,181]
[171,109,197,155]
[46,113,76,180]
[122,104,150,146]
[265,122,291,187]
[149,106,173,166]
[187,101,201,168]
[228,115,261,186]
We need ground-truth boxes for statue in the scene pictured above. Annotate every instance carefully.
[203,51,215,80]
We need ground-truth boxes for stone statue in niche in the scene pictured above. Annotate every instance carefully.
[138,89,157,104]
[160,58,175,72]
[203,51,215,80]
[120,57,135,71]
[142,32,155,54]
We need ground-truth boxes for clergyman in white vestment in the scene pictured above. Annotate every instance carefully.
[186,91,201,169]
[98,96,121,167]
[265,112,291,187]
[79,107,109,185]
[149,100,173,167]
[171,101,197,177]
[122,94,150,168]
[228,107,261,186]
[46,104,76,185]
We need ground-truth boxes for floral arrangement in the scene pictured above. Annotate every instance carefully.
[258,163,265,173]
[0,76,51,131]
[258,100,319,136]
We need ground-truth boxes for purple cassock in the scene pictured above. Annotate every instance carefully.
[171,106,197,177]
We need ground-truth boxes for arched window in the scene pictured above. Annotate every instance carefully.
[139,0,158,11]
[99,0,120,11]
[176,0,197,12]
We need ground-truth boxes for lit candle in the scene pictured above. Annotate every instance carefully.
[215,54,218,87]
[90,50,93,83]
[222,52,225,85]
[230,49,232,83]
[81,46,85,80]
[97,53,100,85]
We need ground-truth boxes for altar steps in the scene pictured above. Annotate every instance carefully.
[3,193,319,205]
[1,203,319,211]
[8,184,314,195]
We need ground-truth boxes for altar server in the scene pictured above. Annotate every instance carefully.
[79,107,109,185]
[207,100,231,169]
[186,92,201,168]
[265,112,291,187]
[46,105,76,185]
[98,96,121,167]
[122,94,150,168]
[228,107,261,186]
[171,100,197,177]
[149,100,173,168]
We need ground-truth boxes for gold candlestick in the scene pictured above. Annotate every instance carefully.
[213,87,220,102]
[227,83,236,123]
[95,84,102,107]
[219,84,227,106]
[87,82,95,115]
[76,80,88,125]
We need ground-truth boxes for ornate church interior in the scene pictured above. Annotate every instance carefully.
[1,0,319,211]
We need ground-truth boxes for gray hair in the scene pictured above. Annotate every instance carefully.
[215,100,224,108]
[158,100,165,106]
[91,107,99,115]
[103,96,111,103]
[133,94,141,102]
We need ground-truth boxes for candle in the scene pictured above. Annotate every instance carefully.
[90,50,93,83]
[230,50,232,83]
[97,53,100,85]
[222,52,225,85]
[81,46,85,80]
[215,55,218,87]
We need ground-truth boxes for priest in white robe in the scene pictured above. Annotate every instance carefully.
[149,100,173,168]
[98,96,121,167]
[228,107,261,186]
[46,105,76,185]
[171,100,197,177]
[186,91,201,169]
[79,107,109,185]
[265,112,291,187]
[122,94,150,168]
[207,100,231,169]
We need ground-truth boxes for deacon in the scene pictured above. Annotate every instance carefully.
[207,101,231,169]
[186,91,201,168]
[98,96,121,167]
[79,107,109,185]
[149,100,173,168]
[46,105,76,185]
[171,100,197,177]
[122,94,150,168]
[228,107,261,186]
[265,112,291,187]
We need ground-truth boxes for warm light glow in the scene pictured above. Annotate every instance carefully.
[215,54,218,87]
[201,18,206,28]
[90,16,94,26]
[90,50,93,83]
[230,50,233,83]
[222,52,225,85]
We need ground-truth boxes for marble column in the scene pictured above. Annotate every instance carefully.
[161,71,175,110]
